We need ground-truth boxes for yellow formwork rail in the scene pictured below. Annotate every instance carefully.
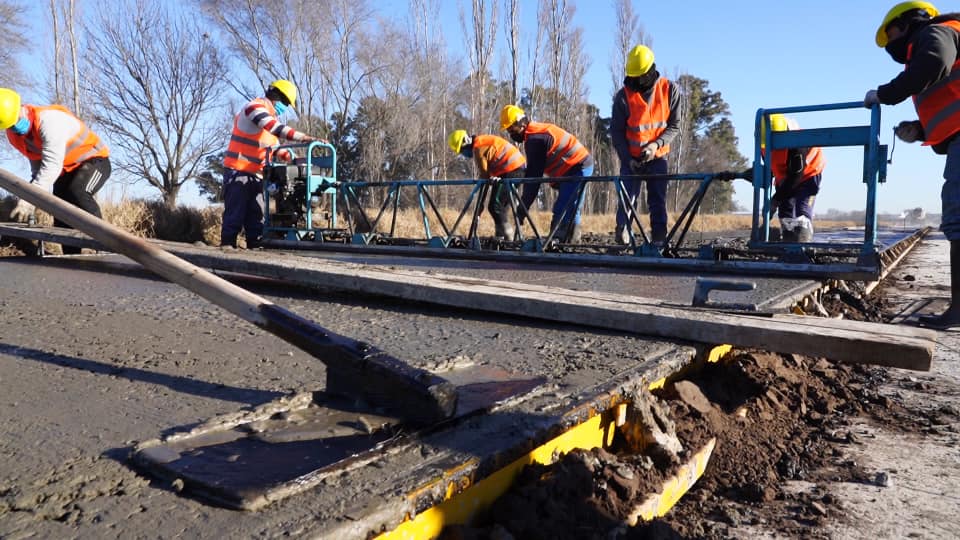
[376,344,732,540]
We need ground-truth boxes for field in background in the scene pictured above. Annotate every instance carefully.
[1,196,873,250]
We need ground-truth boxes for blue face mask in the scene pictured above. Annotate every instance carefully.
[274,101,288,117]
[10,117,29,135]
[460,146,473,158]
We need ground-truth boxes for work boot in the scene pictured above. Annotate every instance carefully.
[919,240,960,329]
[567,222,582,243]
[781,228,798,243]
[495,216,515,241]
[795,216,814,243]
[651,228,667,245]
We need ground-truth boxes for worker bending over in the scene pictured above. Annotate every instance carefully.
[448,130,527,239]
[0,88,111,254]
[762,114,825,243]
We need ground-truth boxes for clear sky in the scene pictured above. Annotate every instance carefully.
[4,0,950,216]
[415,0,948,216]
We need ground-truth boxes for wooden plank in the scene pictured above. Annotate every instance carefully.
[0,224,937,370]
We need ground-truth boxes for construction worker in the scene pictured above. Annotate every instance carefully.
[865,2,960,328]
[0,88,111,255]
[221,79,320,248]
[761,114,825,243]
[500,105,594,243]
[610,45,681,245]
[447,130,526,239]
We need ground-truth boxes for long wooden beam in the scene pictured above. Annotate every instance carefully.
[0,223,937,371]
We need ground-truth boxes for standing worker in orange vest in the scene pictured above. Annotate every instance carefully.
[221,80,321,248]
[865,2,960,328]
[0,88,111,254]
[761,114,825,243]
[500,105,594,243]
[447,130,527,239]
[610,45,681,245]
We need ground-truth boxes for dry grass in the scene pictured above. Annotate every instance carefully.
[1,196,861,250]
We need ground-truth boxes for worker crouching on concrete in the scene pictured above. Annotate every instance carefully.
[761,114,825,243]
[0,88,111,254]
[865,2,960,328]
[447,130,527,240]
[610,45,681,245]
[500,105,594,243]
[221,79,321,248]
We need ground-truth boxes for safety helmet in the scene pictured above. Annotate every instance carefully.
[876,2,938,47]
[500,104,526,130]
[448,129,469,154]
[0,88,21,130]
[625,45,655,77]
[268,79,298,107]
[760,114,794,148]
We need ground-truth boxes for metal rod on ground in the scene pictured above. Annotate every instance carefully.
[0,167,458,424]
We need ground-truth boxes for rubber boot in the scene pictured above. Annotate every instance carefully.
[919,240,960,329]
[615,225,630,245]
[495,213,515,241]
[796,217,814,243]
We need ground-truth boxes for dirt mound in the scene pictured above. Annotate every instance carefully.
[442,345,922,540]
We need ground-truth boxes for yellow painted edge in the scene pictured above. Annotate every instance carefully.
[625,437,717,525]
[375,412,615,540]
[377,344,732,540]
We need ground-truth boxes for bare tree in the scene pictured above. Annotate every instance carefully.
[609,0,650,95]
[458,0,498,133]
[47,0,83,113]
[84,0,228,206]
[503,0,520,105]
[0,1,31,89]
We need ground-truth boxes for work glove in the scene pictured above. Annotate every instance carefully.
[894,120,924,143]
[638,142,658,163]
[9,199,34,223]
[629,158,644,174]
[863,89,880,108]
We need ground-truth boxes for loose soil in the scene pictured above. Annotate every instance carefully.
[442,274,958,540]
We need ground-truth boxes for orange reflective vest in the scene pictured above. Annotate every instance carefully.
[625,78,671,159]
[6,105,109,171]
[910,20,960,146]
[767,146,825,187]
[473,134,525,177]
[223,98,280,174]
[524,122,589,177]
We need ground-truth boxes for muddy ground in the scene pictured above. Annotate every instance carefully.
[443,235,960,540]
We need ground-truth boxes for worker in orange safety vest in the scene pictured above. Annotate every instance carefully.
[0,88,111,254]
[447,130,527,239]
[221,79,322,248]
[864,1,960,328]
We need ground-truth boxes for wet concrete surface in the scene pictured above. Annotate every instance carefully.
[0,256,690,538]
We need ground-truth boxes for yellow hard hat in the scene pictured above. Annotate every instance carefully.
[500,105,526,130]
[760,114,791,148]
[0,88,21,130]
[625,45,655,77]
[268,79,298,107]
[876,2,938,47]
[448,129,469,154]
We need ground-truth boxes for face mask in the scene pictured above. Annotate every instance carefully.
[885,35,910,64]
[274,101,288,117]
[509,130,525,143]
[10,117,29,135]
[459,146,473,158]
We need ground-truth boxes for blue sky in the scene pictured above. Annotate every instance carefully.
[411,0,947,215]
[4,0,949,216]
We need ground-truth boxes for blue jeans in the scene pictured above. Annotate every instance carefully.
[776,174,821,220]
[941,137,960,240]
[521,162,593,230]
[616,157,668,238]
[221,169,265,247]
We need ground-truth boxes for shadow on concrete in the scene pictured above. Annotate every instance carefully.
[0,342,283,405]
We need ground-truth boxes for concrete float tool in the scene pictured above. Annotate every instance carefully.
[0,167,457,425]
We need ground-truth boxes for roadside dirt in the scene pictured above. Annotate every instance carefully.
[442,239,960,540]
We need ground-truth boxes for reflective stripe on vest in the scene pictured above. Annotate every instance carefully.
[525,122,590,177]
[625,78,672,159]
[473,134,525,177]
[6,105,109,172]
[910,20,960,146]
[223,97,280,174]
[769,146,825,187]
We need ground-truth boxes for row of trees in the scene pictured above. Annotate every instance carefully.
[2,0,747,214]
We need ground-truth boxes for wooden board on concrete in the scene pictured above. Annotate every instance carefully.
[0,224,937,371]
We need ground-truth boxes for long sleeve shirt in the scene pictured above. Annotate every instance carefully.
[610,79,682,166]
[237,99,312,162]
[26,108,87,191]
[877,23,960,105]
[523,129,594,179]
